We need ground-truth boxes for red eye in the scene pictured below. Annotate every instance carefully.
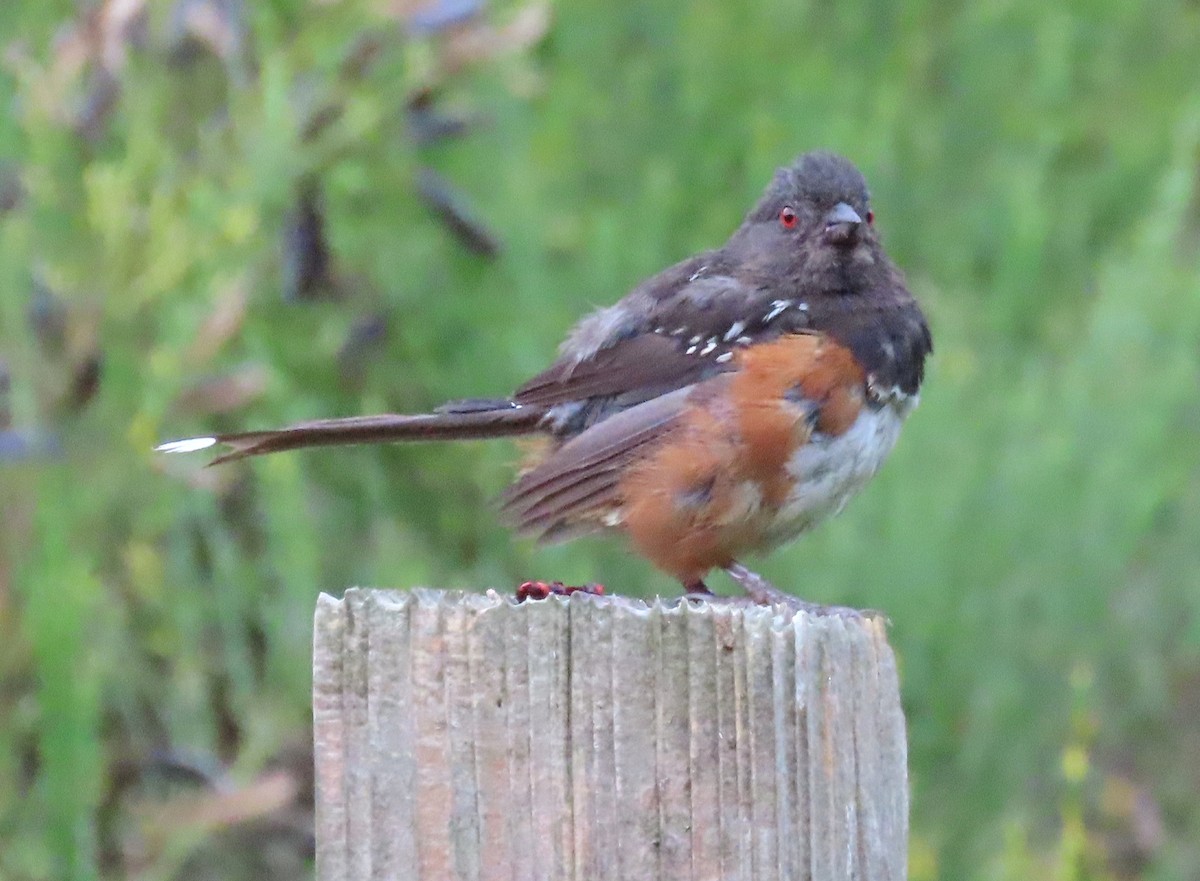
[779,206,797,229]
[866,209,875,225]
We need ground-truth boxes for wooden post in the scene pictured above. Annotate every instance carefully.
[312,588,908,881]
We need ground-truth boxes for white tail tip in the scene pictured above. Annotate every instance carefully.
[155,437,218,454]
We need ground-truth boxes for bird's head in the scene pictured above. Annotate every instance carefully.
[738,151,885,288]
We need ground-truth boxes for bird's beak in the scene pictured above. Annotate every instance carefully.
[824,202,862,246]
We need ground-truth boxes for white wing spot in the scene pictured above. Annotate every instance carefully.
[671,326,688,336]
[688,334,703,345]
[700,338,718,356]
[723,320,746,342]
[764,299,791,323]
[688,264,708,282]
[735,335,753,345]
[686,345,698,355]
[715,351,733,363]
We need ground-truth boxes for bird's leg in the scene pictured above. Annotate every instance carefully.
[682,579,716,602]
[515,581,606,602]
[724,562,870,618]
[722,563,793,606]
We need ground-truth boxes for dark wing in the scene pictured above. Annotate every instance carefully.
[514,333,713,407]
[514,270,801,412]
[499,385,695,541]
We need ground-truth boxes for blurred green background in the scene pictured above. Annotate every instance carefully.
[2,0,1199,878]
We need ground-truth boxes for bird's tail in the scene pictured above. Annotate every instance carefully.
[156,399,545,465]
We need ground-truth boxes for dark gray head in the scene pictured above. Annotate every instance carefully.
[734,152,927,393]
[742,151,874,251]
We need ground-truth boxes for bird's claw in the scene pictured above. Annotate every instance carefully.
[722,562,880,619]
[515,580,606,602]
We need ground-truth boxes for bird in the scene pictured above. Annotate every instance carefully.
[158,152,932,606]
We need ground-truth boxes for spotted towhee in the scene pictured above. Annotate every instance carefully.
[160,152,932,605]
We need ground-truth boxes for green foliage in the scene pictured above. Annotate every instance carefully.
[1,0,1198,878]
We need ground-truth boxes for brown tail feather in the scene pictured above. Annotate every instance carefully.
[158,402,545,465]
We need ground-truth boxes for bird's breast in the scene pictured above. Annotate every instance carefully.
[761,397,913,547]
[615,332,918,581]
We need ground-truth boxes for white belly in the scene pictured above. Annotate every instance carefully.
[762,399,914,547]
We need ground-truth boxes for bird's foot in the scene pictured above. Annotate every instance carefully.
[681,579,717,603]
[723,562,878,619]
[515,580,606,602]
[723,562,796,606]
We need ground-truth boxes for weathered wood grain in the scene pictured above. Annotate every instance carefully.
[313,589,908,881]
